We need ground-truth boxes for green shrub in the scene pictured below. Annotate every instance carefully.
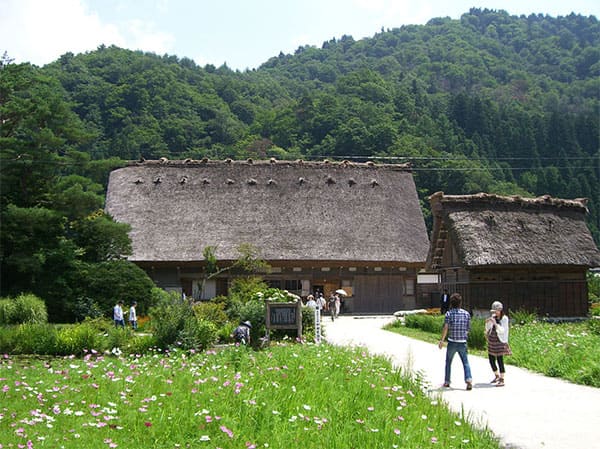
[0,325,16,353]
[192,301,228,326]
[511,308,538,325]
[587,317,600,336]
[404,314,444,334]
[0,294,48,324]
[0,299,15,325]
[468,318,486,350]
[237,300,266,347]
[178,318,218,350]
[125,335,158,355]
[218,321,236,343]
[56,322,102,355]
[106,326,133,351]
[14,324,58,354]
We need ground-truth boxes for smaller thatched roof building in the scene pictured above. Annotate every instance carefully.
[426,192,600,317]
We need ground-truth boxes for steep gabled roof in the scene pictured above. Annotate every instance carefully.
[105,159,430,264]
[427,192,600,268]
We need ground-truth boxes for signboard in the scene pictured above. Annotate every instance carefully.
[265,302,302,343]
[266,302,301,329]
[417,273,440,284]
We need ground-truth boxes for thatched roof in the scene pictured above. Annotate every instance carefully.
[428,192,600,268]
[105,159,429,264]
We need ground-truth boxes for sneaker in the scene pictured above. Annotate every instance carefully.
[466,381,473,391]
[442,382,450,388]
[496,379,505,387]
[491,376,500,384]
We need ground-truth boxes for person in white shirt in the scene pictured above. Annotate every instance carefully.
[485,301,512,386]
[129,301,138,330]
[113,301,125,328]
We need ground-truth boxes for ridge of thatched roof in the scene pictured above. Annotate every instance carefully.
[428,192,600,268]
[105,160,429,264]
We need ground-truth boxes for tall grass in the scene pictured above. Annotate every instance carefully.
[0,344,499,448]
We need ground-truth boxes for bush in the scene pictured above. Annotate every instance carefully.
[56,321,102,355]
[178,318,218,350]
[106,326,134,350]
[237,300,266,347]
[468,318,486,350]
[511,309,538,325]
[405,314,445,334]
[126,334,158,354]
[0,293,48,324]
[587,317,600,336]
[14,324,57,354]
[193,301,229,326]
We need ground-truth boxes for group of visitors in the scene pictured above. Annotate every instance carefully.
[113,300,138,330]
[304,291,343,321]
[439,292,512,390]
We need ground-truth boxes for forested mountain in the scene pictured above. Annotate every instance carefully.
[1,8,599,320]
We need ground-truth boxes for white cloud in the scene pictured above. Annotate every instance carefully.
[0,0,175,66]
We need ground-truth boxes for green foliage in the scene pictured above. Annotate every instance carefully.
[149,295,193,349]
[0,293,48,324]
[404,313,445,334]
[192,301,229,326]
[511,308,538,325]
[178,318,218,350]
[588,272,600,303]
[56,321,102,355]
[13,323,58,355]
[468,318,487,351]
[587,317,600,336]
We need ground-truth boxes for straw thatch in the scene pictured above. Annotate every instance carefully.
[105,159,429,264]
[428,192,600,267]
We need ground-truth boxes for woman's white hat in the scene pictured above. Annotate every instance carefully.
[490,301,503,312]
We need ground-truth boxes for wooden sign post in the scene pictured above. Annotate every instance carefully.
[265,301,302,343]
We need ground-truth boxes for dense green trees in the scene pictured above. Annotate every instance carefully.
[1,9,598,319]
[0,62,153,322]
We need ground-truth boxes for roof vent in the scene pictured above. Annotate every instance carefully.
[153,177,162,184]
[366,161,375,166]
[180,176,188,184]
[270,157,277,164]
[201,157,209,163]
[202,178,210,185]
[134,178,144,184]
[247,178,257,185]
[184,158,193,164]
[326,176,336,185]
[348,178,356,186]
[298,177,306,185]
[247,158,253,164]
[225,158,232,164]
[159,157,168,164]
[226,178,235,185]
[370,179,379,187]
[267,178,277,186]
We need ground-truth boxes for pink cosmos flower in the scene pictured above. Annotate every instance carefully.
[219,425,234,438]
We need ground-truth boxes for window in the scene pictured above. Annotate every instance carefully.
[284,280,301,291]
[404,279,415,296]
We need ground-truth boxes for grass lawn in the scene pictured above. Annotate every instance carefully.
[0,344,499,449]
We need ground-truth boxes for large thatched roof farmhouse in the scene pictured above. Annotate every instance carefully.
[105,159,430,313]
[426,192,600,316]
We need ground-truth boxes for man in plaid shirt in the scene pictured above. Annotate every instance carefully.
[438,293,473,390]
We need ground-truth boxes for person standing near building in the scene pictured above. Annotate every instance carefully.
[113,301,125,328]
[486,301,512,387]
[440,289,450,314]
[129,301,138,330]
[438,293,473,390]
[306,295,317,309]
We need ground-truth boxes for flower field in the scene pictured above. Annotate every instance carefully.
[0,344,499,448]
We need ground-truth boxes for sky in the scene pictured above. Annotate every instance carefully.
[2,0,599,71]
